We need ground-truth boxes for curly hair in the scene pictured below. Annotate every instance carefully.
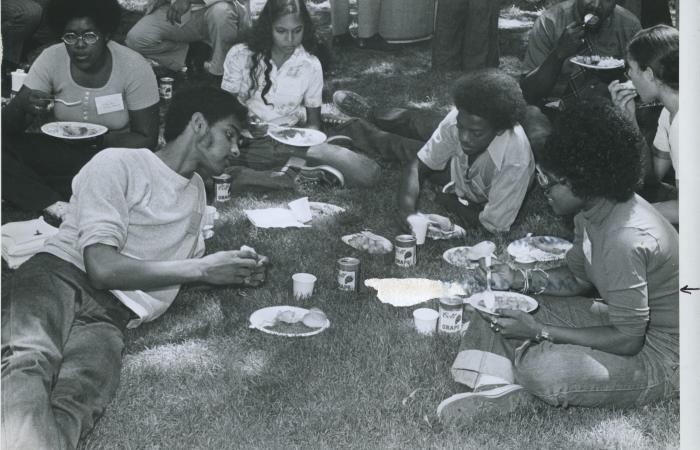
[47,0,122,36]
[244,0,317,105]
[164,87,248,142]
[627,25,679,91]
[451,69,526,131]
[539,100,642,202]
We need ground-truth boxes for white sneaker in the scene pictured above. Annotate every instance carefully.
[436,384,532,425]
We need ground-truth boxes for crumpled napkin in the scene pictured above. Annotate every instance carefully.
[245,197,313,228]
[2,217,59,268]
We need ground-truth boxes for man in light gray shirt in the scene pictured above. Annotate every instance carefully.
[1,87,268,449]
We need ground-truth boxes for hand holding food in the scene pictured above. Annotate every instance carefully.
[426,214,453,232]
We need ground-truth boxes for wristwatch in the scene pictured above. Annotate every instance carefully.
[535,327,552,343]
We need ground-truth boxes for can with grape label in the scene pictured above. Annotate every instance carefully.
[337,257,360,292]
[394,234,416,267]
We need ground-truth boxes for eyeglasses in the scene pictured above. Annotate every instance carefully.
[61,32,100,46]
[536,167,564,193]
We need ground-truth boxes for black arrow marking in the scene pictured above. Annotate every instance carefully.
[680,285,699,295]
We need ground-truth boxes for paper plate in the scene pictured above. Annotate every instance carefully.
[507,236,572,263]
[249,306,329,337]
[309,202,345,218]
[466,291,538,316]
[428,223,466,240]
[342,231,393,254]
[268,127,327,147]
[442,247,479,269]
[569,56,624,70]
[442,241,497,269]
[41,121,108,140]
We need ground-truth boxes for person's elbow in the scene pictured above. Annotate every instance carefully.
[83,246,118,290]
[616,334,645,356]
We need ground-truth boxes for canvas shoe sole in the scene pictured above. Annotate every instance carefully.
[436,384,531,425]
[332,90,374,121]
[296,165,345,188]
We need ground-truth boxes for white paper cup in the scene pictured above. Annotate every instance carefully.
[413,308,439,335]
[288,197,312,223]
[292,273,317,299]
[10,70,27,93]
[407,214,429,245]
[204,205,219,228]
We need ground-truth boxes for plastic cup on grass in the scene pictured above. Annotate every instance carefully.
[292,273,317,300]
[413,308,439,335]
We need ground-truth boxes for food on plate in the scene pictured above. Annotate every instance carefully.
[472,292,534,314]
[61,125,90,137]
[302,308,327,328]
[427,214,453,232]
[530,236,568,255]
[276,310,299,324]
[274,128,303,139]
[263,308,327,333]
[573,55,623,68]
[444,247,478,267]
[344,232,392,254]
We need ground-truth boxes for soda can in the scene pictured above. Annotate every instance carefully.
[394,234,416,267]
[438,296,464,334]
[159,77,174,100]
[212,173,231,203]
[337,257,360,292]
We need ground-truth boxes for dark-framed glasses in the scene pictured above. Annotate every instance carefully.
[536,166,564,193]
[61,31,100,46]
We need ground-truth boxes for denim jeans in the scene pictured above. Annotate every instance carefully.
[1,253,132,449]
[453,296,679,408]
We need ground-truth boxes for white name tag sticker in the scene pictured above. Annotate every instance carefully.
[583,228,592,265]
[95,94,125,115]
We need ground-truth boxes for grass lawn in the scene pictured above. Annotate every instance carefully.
[2,2,679,449]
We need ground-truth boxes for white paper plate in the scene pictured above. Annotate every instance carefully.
[309,202,345,218]
[342,231,393,254]
[442,247,479,269]
[569,56,624,70]
[428,223,466,240]
[41,121,108,140]
[466,291,538,316]
[249,306,329,337]
[507,236,572,263]
[268,127,327,147]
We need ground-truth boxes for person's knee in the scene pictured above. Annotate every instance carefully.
[2,347,59,381]
[206,2,238,35]
[125,21,156,50]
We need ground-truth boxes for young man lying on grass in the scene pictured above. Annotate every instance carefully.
[396,69,535,234]
[437,100,679,424]
[1,87,269,450]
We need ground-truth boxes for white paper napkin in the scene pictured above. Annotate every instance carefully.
[2,217,59,268]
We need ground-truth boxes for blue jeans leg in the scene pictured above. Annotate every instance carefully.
[454,295,679,408]
[1,254,129,449]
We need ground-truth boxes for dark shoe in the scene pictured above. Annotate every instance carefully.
[356,34,393,51]
[333,90,374,121]
[332,32,356,48]
[296,165,345,188]
[437,384,532,426]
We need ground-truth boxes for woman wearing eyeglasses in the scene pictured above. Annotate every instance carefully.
[1,0,160,222]
[437,100,678,425]
[608,25,679,225]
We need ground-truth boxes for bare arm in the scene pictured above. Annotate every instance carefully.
[83,243,266,291]
[520,21,585,104]
[305,106,321,130]
[103,103,160,150]
[1,86,52,136]
[486,263,593,297]
[492,309,645,356]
